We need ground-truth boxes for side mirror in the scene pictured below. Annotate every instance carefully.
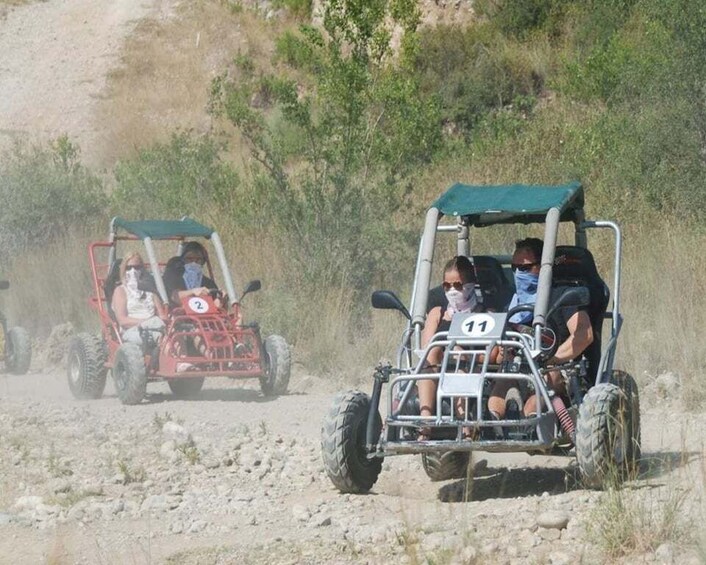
[0,280,8,290]
[547,286,590,319]
[241,279,261,300]
[371,290,411,320]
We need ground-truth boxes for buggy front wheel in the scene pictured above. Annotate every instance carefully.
[575,381,639,488]
[5,326,31,375]
[422,451,471,482]
[67,333,108,399]
[168,377,205,398]
[260,335,291,396]
[321,391,383,494]
[113,343,147,405]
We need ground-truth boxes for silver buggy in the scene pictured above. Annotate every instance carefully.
[321,182,640,492]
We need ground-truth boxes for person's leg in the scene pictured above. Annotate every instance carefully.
[524,370,565,416]
[488,380,514,418]
[418,347,442,439]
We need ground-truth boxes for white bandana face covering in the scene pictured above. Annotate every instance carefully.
[125,268,140,294]
[445,283,477,316]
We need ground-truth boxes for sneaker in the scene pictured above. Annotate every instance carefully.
[505,399,521,421]
[489,410,504,439]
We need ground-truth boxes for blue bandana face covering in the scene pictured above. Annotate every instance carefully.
[183,262,204,290]
[508,271,539,323]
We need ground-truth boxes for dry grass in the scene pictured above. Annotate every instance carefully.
[587,484,687,558]
[94,0,285,169]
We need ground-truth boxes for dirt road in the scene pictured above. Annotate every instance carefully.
[0,365,703,564]
[0,0,167,160]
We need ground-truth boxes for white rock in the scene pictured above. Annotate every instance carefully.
[454,546,478,565]
[292,505,310,522]
[548,551,573,565]
[655,543,674,564]
[14,496,43,512]
[188,519,207,533]
[162,422,191,446]
[141,495,168,513]
[537,511,570,530]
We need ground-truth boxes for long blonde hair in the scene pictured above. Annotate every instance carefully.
[119,251,144,282]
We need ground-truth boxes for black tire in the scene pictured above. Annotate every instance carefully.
[112,343,147,405]
[609,370,641,471]
[67,333,108,399]
[576,381,638,489]
[5,326,32,375]
[421,451,471,482]
[168,377,205,398]
[321,391,383,494]
[260,335,291,396]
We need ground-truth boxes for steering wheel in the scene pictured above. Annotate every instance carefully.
[503,304,558,361]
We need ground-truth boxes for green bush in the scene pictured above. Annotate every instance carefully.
[112,132,240,221]
[410,24,543,136]
[0,136,106,260]
[212,0,437,291]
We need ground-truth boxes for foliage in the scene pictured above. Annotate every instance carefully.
[0,136,106,260]
[112,132,240,223]
[212,0,440,290]
[409,24,544,136]
[273,0,312,18]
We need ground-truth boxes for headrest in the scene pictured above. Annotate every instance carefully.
[553,246,601,286]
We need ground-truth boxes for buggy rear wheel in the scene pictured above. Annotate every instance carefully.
[260,334,291,396]
[609,370,641,472]
[168,377,205,398]
[5,326,31,375]
[421,451,471,482]
[575,381,639,489]
[321,391,382,494]
[113,343,147,405]
[67,333,108,399]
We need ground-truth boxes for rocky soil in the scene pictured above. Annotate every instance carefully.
[0,354,704,564]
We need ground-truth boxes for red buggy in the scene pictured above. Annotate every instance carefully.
[67,218,290,405]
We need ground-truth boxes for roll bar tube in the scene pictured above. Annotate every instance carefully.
[532,207,560,349]
[410,207,440,348]
[210,231,239,306]
[143,237,169,304]
[580,220,622,337]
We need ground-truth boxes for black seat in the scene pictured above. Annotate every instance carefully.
[472,255,514,312]
[552,245,610,385]
[104,259,122,321]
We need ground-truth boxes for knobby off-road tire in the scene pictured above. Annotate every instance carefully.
[67,333,108,399]
[113,343,147,405]
[609,370,641,470]
[168,377,205,398]
[421,451,471,482]
[576,380,639,489]
[260,335,291,396]
[321,391,383,494]
[5,326,31,375]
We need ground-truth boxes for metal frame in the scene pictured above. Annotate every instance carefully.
[372,202,623,458]
[87,220,267,381]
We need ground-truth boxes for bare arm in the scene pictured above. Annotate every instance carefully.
[111,287,143,329]
[550,310,593,364]
[421,307,442,348]
[153,293,167,320]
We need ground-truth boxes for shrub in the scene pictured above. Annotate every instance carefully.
[0,136,106,261]
[410,24,544,136]
[112,132,240,221]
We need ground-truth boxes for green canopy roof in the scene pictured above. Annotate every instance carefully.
[112,217,214,240]
[432,181,584,226]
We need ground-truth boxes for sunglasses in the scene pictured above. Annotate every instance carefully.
[442,281,465,291]
[511,262,537,272]
[125,265,143,272]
